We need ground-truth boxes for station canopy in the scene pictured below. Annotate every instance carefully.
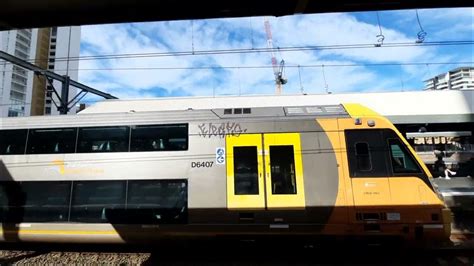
[1,0,472,31]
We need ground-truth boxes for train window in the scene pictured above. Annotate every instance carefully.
[269,145,297,194]
[26,128,77,154]
[20,182,71,222]
[77,126,130,153]
[130,124,188,152]
[0,129,27,155]
[126,180,188,224]
[0,181,70,222]
[0,182,26,222]
[388,139,422,174]
[355,142,372,171]
[70,181,126,223]
[345,130,390,177]
[233,146,259,195]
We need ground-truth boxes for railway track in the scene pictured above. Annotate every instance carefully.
[450,230,474,248]
[0,232,473,265]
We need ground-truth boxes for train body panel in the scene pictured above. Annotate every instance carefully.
[0,103,451,245]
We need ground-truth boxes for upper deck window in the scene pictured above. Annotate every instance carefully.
[0,129,27,155]
[77,126,130,153]
[26,128,77,154]
[130,124,188,152]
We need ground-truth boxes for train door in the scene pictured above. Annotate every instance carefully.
[226,133,305,210]
[344,130,391,206]
[226,134,265,210]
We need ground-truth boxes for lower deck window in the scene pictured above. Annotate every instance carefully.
[0,179,187,224]
[0,182,71,222]
[70,181,126,223]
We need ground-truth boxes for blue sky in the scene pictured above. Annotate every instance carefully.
[78,7,473,101]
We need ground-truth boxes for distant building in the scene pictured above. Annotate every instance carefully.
[42,27,81,116]
[0,29,37,117]
[424,67,474,91]
[0,26,80,117]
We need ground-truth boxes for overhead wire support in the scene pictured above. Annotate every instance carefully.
[0,50,117,115]
[415,9,427,43]
[375,11,385,47]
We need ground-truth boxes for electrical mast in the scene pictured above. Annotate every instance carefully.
[264,17,286,95]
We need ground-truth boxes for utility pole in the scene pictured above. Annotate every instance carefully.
[0,50,117,114]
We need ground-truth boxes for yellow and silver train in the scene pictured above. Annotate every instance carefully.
[0,103,451,244]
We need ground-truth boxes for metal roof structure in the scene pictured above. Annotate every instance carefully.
[1,0,472,31]
[406,131,472,138]
[77,89,474,124]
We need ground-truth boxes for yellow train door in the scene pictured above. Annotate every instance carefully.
[226,134,265,210]
[263,133,305,209]
[226,133,305,210]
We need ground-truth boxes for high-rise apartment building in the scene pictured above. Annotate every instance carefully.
[0,26,81,117]
[424,67,474,91]
[0,29,37,117]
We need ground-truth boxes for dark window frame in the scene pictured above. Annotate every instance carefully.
[354,141,372,172]
[130,123,188,152]
[0,123,189,155]
[386,138,423,175]
[269,145,297,195]
[233,146,259,195]
[69,180,127,223]
[0,129,28,155]
[26,127,77,154]
[76,126,131,153]
[0,179,188,224]
[345,129,430,182]
[345,129,390,178]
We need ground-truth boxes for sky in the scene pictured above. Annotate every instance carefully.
[77,7,473,102]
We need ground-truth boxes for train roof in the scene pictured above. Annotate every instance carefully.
[0,104,359,130]
[77,90,474,124]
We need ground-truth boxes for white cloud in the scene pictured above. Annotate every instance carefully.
[391,8,474,40]
[78,8,472,100]
[272,13,437,63]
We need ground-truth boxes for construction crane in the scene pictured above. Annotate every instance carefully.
[264,17,287,95]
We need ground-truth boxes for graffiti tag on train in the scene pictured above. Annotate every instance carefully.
[198,122,247,138]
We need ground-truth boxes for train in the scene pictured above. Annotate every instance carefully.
[0,101,452,245]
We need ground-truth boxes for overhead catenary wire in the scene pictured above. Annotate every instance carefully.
[1,61,472,74]
[0,40,472,66]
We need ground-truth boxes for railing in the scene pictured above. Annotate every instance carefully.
[414,144,474,153]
